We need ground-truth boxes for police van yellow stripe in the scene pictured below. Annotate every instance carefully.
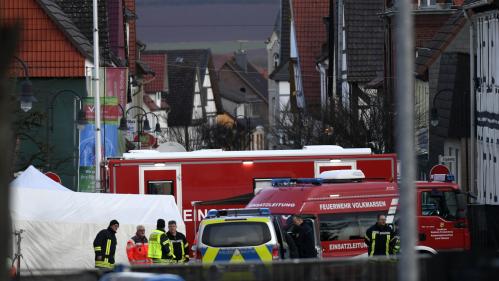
[201,245,274,263]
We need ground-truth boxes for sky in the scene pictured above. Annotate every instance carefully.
[136,0,280,45]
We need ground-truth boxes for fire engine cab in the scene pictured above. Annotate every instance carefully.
[246,169,471,258]
[104,146,396,244]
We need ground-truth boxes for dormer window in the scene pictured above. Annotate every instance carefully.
[273,53,280,68]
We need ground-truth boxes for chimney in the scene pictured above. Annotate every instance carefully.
[235,49,248,72]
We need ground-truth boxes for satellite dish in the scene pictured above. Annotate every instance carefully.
[157,142,187,152]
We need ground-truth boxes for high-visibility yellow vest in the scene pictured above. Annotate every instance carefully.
[148,229,175,263]
[148,229,165,259]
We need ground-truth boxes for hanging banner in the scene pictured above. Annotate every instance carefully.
[78,67,128,192]
[79,123,119,192]
[105,67,128,110]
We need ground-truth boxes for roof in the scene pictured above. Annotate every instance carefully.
[415,10,467,77]
[2,0,88,77]
[122,146,373,160]
[278,0,291,63]
[107,0,125,61]
[144,49,212,127]
[269,0,291,82]
[224,58,269,102]
[124,0,137,74]
[143,94,170,112]
[269,60,290,81]
[463,0,494,7]
[141,53,168,93]
[36,0,93,60]
[292,0,329,109]
[344,0,385,83]
[136,60,155,76]
[54,0,113,65]
[432,52,470,139]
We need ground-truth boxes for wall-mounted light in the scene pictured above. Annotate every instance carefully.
[242,161,254,165]
[430,88,453,127]
[154,163,166,167]
[330,159,341,163]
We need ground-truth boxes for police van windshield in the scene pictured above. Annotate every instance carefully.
[202,222,271,247]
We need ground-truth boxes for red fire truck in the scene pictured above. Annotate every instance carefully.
[104,146,396,243]
[247,170,471,258]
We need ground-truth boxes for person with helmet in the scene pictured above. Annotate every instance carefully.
[93,220,119,269]
[147,219,174,263]
[166,220,189,263]
[126,225,151,265]
[364,214,396,257]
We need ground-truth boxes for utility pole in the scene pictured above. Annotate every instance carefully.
[395,0,418,281]
[327,0,335,143]
[93,0,102,193]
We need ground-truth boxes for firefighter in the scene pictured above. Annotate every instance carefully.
[364,214,397,257]
[147,219,174,263]
[166,220,189,263]
[126,225,151,265]
[93,220,119,269]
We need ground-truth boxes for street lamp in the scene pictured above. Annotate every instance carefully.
[12,56,36,112]
[118,105,162,149]
[430,88,453,127]
[133,112,162,134]
[46,89,87,190]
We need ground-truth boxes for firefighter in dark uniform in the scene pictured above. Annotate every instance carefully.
[166,220,189,263]
[93,220,119,269]
[364,214,397,257]
[148,219,174,263]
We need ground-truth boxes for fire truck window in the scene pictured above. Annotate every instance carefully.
[148,180,174,195]
[319,213,379,241]
[421,191,457,220]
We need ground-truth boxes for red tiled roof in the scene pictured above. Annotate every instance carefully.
[2,0,86,78]
[141,53,168,93]
[125,0,137,74]
[292,0,329,110]
[415,14,452,48]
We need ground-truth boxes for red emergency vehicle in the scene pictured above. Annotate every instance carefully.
[247,170,471,258]
[104,146,396,244]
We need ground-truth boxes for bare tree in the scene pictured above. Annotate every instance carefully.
[269,92,388,153]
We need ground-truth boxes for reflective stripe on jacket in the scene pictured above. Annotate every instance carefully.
[365,224,394,257]
[166,232,189,263]
[148,229,174,263]
[126,236,151,264]
[93,227,117,268]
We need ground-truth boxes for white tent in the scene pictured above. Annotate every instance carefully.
[11,188,185,270]
[10,165,72,192]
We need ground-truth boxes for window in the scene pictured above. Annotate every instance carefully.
[421,190,458,220]
[147,180,174,195]
[202,222,271,247]
[319,212,380,241]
